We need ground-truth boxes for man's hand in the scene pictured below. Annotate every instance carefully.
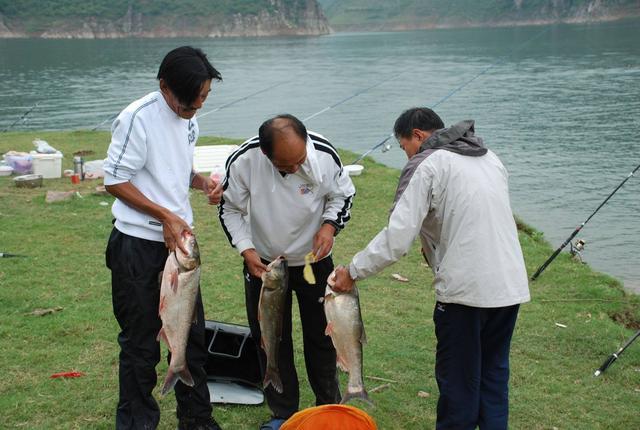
[331,265,355,293]
[204,175,224,205]
[312,223,336,260]
[242,248,269,279]
[161,212,191,254]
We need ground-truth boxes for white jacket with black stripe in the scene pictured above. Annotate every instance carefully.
[103,91,198,242]
[219,132,355,267]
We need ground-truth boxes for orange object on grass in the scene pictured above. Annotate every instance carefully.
[281,404,377,430]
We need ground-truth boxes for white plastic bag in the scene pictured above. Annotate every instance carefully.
[33,139,58,154]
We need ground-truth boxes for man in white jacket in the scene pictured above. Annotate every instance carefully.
[218,114,356,430]
[104,46,224,430]
[331,108,530,430]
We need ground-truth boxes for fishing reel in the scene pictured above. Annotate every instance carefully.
[569,238,586,263]
[381,141,393,153]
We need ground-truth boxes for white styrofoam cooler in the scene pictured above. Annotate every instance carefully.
[29,151,63,179]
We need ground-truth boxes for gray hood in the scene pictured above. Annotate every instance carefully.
[419,120,487,157]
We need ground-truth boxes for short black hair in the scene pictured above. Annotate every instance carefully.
[157,46,222,107]
[393,107,444,139]
[258,114,308,159]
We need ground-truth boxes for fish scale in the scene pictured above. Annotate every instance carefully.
[323,283,371,405]
[157,232,201,396]
[258,256,289,393]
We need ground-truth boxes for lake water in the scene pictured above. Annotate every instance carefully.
[1,19,639,293]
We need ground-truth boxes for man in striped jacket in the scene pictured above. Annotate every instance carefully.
[218,114,355,430]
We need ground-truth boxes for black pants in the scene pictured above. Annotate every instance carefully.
[433,302,520,430]
[244,256,341,419]
[106,228,212,430]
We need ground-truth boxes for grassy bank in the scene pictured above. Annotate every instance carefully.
[1,130,639,429]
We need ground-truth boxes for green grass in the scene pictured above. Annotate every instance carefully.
[1,130,639,429]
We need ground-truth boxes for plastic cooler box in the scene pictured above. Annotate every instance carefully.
[29,151,63,178]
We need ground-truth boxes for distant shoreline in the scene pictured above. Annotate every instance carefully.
[326,13,640,33]
[2,12,640,39]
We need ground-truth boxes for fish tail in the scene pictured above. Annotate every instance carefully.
[341,389,373,407]
[263,367,283,394]
[161,366,194,396]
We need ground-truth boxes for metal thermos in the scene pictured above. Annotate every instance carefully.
[73,156,84,180]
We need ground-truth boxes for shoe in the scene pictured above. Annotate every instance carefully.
[177,417,222,430]
[259,417,286,430]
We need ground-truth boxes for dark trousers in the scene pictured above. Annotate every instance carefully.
[244,256,341,419]
[106,228,212,430]
[433,302,520,430]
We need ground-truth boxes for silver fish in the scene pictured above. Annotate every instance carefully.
[157,231,201,396]
[258,256,289,393]
[324,282,371,405]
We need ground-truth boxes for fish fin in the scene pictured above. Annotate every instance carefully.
[325,321,333,336]
[170,270,179,293]
[341,389,373,407]
[263,368,283,394]
[336,354,349,372]
[360,326,368,345]
[156,327,171,351]
[160,367,194,396]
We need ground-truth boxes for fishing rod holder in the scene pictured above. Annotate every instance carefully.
[569,239,586,263]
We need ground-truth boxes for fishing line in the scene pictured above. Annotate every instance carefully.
[531,161,640,280]
[198,77,291,120]
[91,113,118,131]
[1,102,39,132]
[351,26,551,165]
[302,72,402,122]
[89,77,291,130]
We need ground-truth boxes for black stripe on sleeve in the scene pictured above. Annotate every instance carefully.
[218,139,261,247]
[332,193,354,230]
[224,137,259,171]
[217,195,235,247]
[311,138,342,168]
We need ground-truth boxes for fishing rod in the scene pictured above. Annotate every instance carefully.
[530,161,640,281]
[594,329,640,376]
[0,252,27,258]
[302,72,401,123]
[351,26,551,165]
[1,102,39,132]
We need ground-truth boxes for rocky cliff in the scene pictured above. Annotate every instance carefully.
[318,0,640,31]
[0,0,330,38]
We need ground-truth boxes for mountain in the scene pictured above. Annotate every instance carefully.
[0,0,330,38]
[317,0,640,31]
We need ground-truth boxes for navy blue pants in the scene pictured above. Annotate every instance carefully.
[106,228,213,429]
[433,302,520,430]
